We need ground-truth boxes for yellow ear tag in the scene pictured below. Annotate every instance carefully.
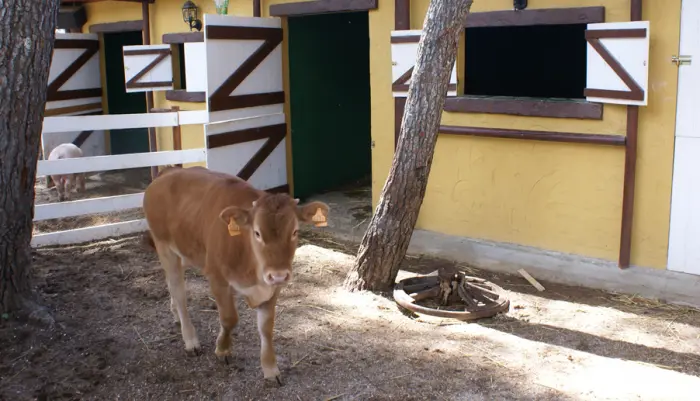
[312,208,328,227]
[227,218,241,236]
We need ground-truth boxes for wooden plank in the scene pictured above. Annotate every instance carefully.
[618,0,645,269]
[88,20,143,33]
[37,148,207,176]
[34,193,144,221]
[162,31,204,43]
[439,125,626,146]
[178,110,209,125]
[269,0,378,17]
[31,219,149,247]
[443,97,603,120]
[142,0,158,181]
[465,7,605,28]
[44,102,102,117]
[518,269,546,292]
[165,90,205,103]
[395,0,410,30]
[42,112,179,134]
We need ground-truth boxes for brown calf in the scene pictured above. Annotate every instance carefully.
[142,166,329,384]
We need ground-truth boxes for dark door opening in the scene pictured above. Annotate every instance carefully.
[103,30,149,155]
[288,11,372,200]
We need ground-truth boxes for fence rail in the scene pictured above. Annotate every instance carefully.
[41,109,208,134]
[32,219,149,247]
[34,108,209,247]
[37,148,206,177]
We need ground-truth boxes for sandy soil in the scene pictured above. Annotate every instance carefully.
[1,229,699,401]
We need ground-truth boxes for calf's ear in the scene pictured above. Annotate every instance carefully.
[296,201,330,227]
[219,206,252,237]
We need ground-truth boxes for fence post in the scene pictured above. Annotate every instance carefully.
[172,106,182,168]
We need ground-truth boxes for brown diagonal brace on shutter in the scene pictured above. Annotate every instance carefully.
[392,65,457,93]
[392,66,413,91]
[124,49,171,89]
[207,26,284,112]
[72,130,94,148]
[584,29,646,101]
[47,39,100,102]
[237,125,286,180]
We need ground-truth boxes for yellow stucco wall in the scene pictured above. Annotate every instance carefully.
[82,0,680,269]
[380,0,680,269]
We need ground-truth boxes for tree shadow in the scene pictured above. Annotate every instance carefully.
[476,314,700,377]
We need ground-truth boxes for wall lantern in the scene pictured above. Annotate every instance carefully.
[513,0,527,10]
[182,1,202,32]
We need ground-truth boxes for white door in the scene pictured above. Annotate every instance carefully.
[667,0,700,275]
[202,14,288,193]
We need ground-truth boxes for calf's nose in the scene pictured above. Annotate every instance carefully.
[264,271,291,285]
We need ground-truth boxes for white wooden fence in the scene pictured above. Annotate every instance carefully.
[32,110,209,247]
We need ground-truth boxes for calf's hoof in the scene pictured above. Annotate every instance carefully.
[215,348,232,365]
[263,366,283,386]
[184,340,202,357]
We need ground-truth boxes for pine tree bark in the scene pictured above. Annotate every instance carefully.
[0,0,61,317]
[344,0,474,292]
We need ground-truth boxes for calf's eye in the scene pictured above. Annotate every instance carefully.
[292,229,298,237]
[254,230,261,239]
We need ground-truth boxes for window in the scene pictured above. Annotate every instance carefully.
[463,23,587,100]
[176,43,187,90]
[161,31,205,103]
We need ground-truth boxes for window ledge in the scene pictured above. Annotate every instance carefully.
[444,96,603,120]
[165,90,205,103]
[162,31,203,44]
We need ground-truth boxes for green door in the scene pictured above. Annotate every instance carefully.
[288,12,372,199]
[103,31,150,155]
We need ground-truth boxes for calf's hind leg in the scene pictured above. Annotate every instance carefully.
[154,240,201,355]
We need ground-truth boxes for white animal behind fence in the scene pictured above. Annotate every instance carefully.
[33,109,209,248]
[47,143,86,202]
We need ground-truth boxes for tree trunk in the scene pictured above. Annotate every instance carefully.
[344,0,474,292]
[0,0,61,317]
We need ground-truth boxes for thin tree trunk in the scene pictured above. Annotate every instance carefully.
[344,0,474,292]
[0,0,61,317]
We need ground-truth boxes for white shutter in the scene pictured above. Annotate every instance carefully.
[202,14,288,193]
[584,21,650,106]
[391,30,457,98]
[183,42,207,92]
[203,14,285,124]
[43,33,106,158]
[122,44,174,93]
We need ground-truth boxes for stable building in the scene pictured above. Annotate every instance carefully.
[48,0,699,304]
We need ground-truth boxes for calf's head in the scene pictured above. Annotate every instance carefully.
[219,194,330,286]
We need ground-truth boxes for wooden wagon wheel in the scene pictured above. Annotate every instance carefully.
[393,268,510,321]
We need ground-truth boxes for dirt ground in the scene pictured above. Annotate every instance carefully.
[1,227,699,400]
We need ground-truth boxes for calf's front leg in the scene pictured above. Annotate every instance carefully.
[209,278,238,364]
[256,291,282,384]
